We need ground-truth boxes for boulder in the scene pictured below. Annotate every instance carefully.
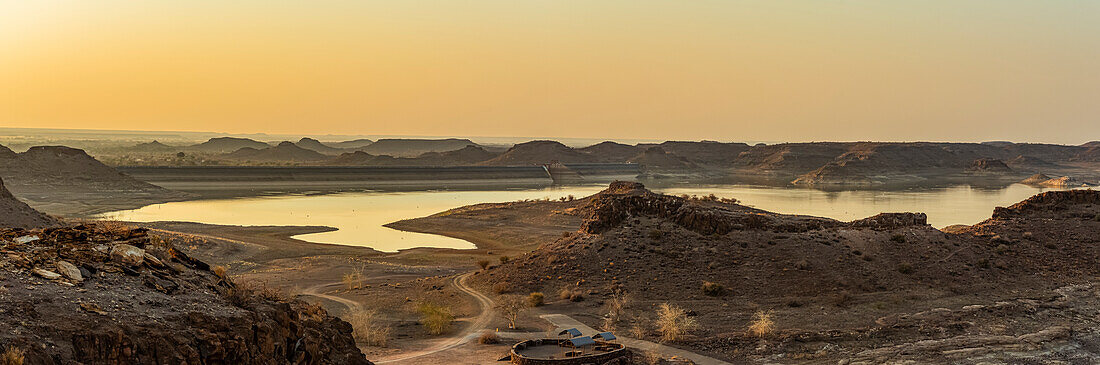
[110,244,145,266]
[55,260,83,282]
[33,268,62,280]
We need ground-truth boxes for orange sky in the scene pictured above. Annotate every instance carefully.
[2,1,1098,143]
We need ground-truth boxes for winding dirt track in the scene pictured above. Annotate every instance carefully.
[300,281,361,314]
[373,272,495,364]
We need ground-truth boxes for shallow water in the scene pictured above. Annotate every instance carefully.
[98,183,1068,252]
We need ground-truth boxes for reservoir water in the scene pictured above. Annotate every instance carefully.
[98,183,1070,252]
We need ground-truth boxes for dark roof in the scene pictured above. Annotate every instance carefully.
[558,328,582,337]
[594,332,617,340]
[569,336,596,347]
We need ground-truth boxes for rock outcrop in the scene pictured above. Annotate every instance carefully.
[0,223,372,364]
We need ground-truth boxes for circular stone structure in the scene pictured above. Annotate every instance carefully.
[508,338,630,365]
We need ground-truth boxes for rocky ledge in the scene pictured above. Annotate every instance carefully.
[0,223,371,364]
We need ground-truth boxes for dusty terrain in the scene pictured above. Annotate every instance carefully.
[394,181,1100,363]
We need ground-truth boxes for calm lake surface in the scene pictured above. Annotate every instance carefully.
[99,183,1067,252]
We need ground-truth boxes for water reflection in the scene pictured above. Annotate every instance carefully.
[99,183,1068,252]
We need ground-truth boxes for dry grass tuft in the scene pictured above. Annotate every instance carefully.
[701,281,726,296]
[2,346,24,365]
[655,303,697,343]
[477,331,501,344]
[477,260,491,270]
[346,309,392,347]
[748,310,775,337]
[492,282,512,294]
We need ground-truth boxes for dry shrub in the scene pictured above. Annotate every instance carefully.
[558,288,574,300]
[498,256,510,264]
[2,346,24,365]
[477,260,491,270]
[346,309,391,347]
[629,323,647,339]
[569,292,584,302]
[416,302,454,335]
[897,262,914,274]
[478,331,501,344]
[212,265,228,279]
[224,287,252,308]
[527,292,545,307]
[655,303,697,343]
[748,310,775,337]
[492,282,512,294]
[641,351,663,365]
[342,266,364,290]
[95,220,131,235]
[701,281,725,296]
[605,292,630,326]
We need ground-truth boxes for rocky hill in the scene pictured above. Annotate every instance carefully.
[328,138,375,149]
[479,140,597,166]
[0,223,371,364]
[356,138,478,158]
[475,182,1100,302]
[0,145,183,215]
[223,141,330,162]
[626,147,697,170]
[578,141,642,163]
[413,145,499,165]
[0,177,59,228]
[186,137,271,153]
[295,137,347,155]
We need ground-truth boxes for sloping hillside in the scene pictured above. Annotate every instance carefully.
[479,140,597,166]
[223,141,329,162]
[186,137,271,153]
[0,145,185,215]
[0,177,59,228]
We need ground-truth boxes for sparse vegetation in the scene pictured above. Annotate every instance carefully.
[2,346,25,365]
[478,331,501,344]
[655,303,697,342]
[496,295,528,329]
[492,282,512,294]
[527,292,545,307]
[498,256,510,264]
[212,265,228,279]
[416,302,454,335]
[477,260,491,270]
[648,229,665,239]
[897,262,914,274]
[341,266,364,290]
[890,234,906,243]
[701,281,726,296]
[748,310,775,337]
[346,309,392,347]
[601,292,631,331]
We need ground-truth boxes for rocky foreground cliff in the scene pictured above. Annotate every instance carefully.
[0,223,371,364]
